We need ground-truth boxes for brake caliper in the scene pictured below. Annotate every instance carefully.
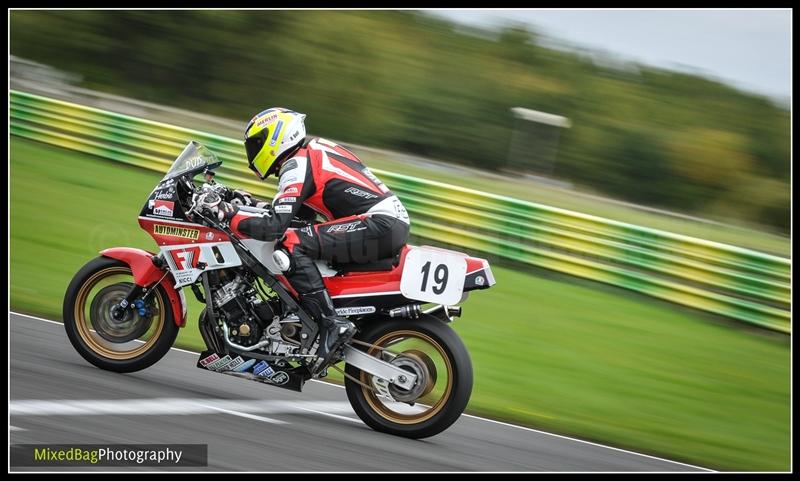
[133,299,150,318]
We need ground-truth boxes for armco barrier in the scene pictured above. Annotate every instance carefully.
[10,90,791,332]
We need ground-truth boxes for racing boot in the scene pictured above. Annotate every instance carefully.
[300,289,356,371]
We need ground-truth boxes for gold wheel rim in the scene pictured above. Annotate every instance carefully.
[360,330,453,425]
[73,266,165,360]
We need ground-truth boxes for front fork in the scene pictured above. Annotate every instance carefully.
[110,268,169,320]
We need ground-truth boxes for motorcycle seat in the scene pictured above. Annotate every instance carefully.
[332,253,400,273]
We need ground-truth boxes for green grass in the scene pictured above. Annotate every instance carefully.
[10,138,789,471]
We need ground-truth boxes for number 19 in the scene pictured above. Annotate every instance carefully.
[421,261,449,294]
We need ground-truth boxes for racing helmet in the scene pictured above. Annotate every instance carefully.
[244,107,307,179]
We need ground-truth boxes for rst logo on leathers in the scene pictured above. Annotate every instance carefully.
[344,186,378,199]
[326,221,366,234]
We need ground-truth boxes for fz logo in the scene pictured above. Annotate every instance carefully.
[169,247,201,271]
[326,221,364,234]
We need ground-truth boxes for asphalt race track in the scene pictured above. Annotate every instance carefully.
[9,312,713,472]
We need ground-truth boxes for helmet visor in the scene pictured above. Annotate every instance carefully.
[244,128,269,177]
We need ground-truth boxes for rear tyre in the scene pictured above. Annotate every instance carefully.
[344,316,473,439]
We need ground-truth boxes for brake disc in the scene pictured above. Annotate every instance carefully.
[89,283,154,343]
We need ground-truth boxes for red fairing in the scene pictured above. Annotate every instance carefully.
[465,257,486,274]
[100,247,187,327]
[138,217,229,246]
[101,247,162,286]
[323,246,493,299]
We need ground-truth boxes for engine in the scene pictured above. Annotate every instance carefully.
[212,271,273,347]
[210,270,302,356]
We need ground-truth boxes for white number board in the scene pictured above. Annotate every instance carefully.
[400,246,467,305]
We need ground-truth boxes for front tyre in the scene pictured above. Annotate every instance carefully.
[344,316,473,439]
[63,256,179,373]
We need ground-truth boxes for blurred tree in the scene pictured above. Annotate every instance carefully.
[9,10,790,232]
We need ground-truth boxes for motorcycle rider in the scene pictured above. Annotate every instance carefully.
[203,107,410,369]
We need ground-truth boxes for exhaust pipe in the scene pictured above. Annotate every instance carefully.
[388,304,421,319]
[387,304,462,322]
[423,305,462,322]
[221,322,272,352]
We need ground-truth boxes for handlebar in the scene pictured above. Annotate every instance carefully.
[185,175,315,232]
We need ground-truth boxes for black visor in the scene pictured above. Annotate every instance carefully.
[244,128,268,164]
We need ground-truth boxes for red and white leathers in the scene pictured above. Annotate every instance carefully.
[229,137,410,294]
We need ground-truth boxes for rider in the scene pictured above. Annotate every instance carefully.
[206,107,410,368]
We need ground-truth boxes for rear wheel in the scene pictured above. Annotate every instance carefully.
[63,256,179,373]
[344,316,473,439]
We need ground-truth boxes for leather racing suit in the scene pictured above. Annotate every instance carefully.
[228,137,411,298]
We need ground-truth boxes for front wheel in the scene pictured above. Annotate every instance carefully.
[63,256,179,373]
[344,316,473,439]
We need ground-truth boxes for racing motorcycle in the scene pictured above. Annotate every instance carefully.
[62,141,496,438]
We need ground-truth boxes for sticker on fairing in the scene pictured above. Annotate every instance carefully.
[335,306,376,316]
[153,224,200,240]
[153,200,175,217]
[252,360,275,378]
[199,353,220,367]
[206,355,233,371]
[267,372,290,386]
[233,358,257,372]
[218,356,246,372]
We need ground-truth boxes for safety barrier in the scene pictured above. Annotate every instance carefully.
[10,90,791,332]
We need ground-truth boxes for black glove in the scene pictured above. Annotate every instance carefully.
[230,189,254,207]
[195,191,238,224]
[207,201,238,223]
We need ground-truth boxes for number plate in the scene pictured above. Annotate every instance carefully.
[400,246,467,305]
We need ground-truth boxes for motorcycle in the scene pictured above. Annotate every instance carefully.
[62,141,496,438]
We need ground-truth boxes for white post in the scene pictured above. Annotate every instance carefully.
[507,107,571,176]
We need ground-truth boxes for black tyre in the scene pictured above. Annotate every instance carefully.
[63,256,179,373]
[344,315,473,439]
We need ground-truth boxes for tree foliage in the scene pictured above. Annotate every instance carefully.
[10,10,790,231]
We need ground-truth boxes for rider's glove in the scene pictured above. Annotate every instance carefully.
[208,201,238,222]
[195,191,238,223]
[230,189,254,207]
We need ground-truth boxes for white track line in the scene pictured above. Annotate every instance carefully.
[10,311,716,472]
[10,398,355,417]
[196,404,287,425]
[295,407,362,424]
